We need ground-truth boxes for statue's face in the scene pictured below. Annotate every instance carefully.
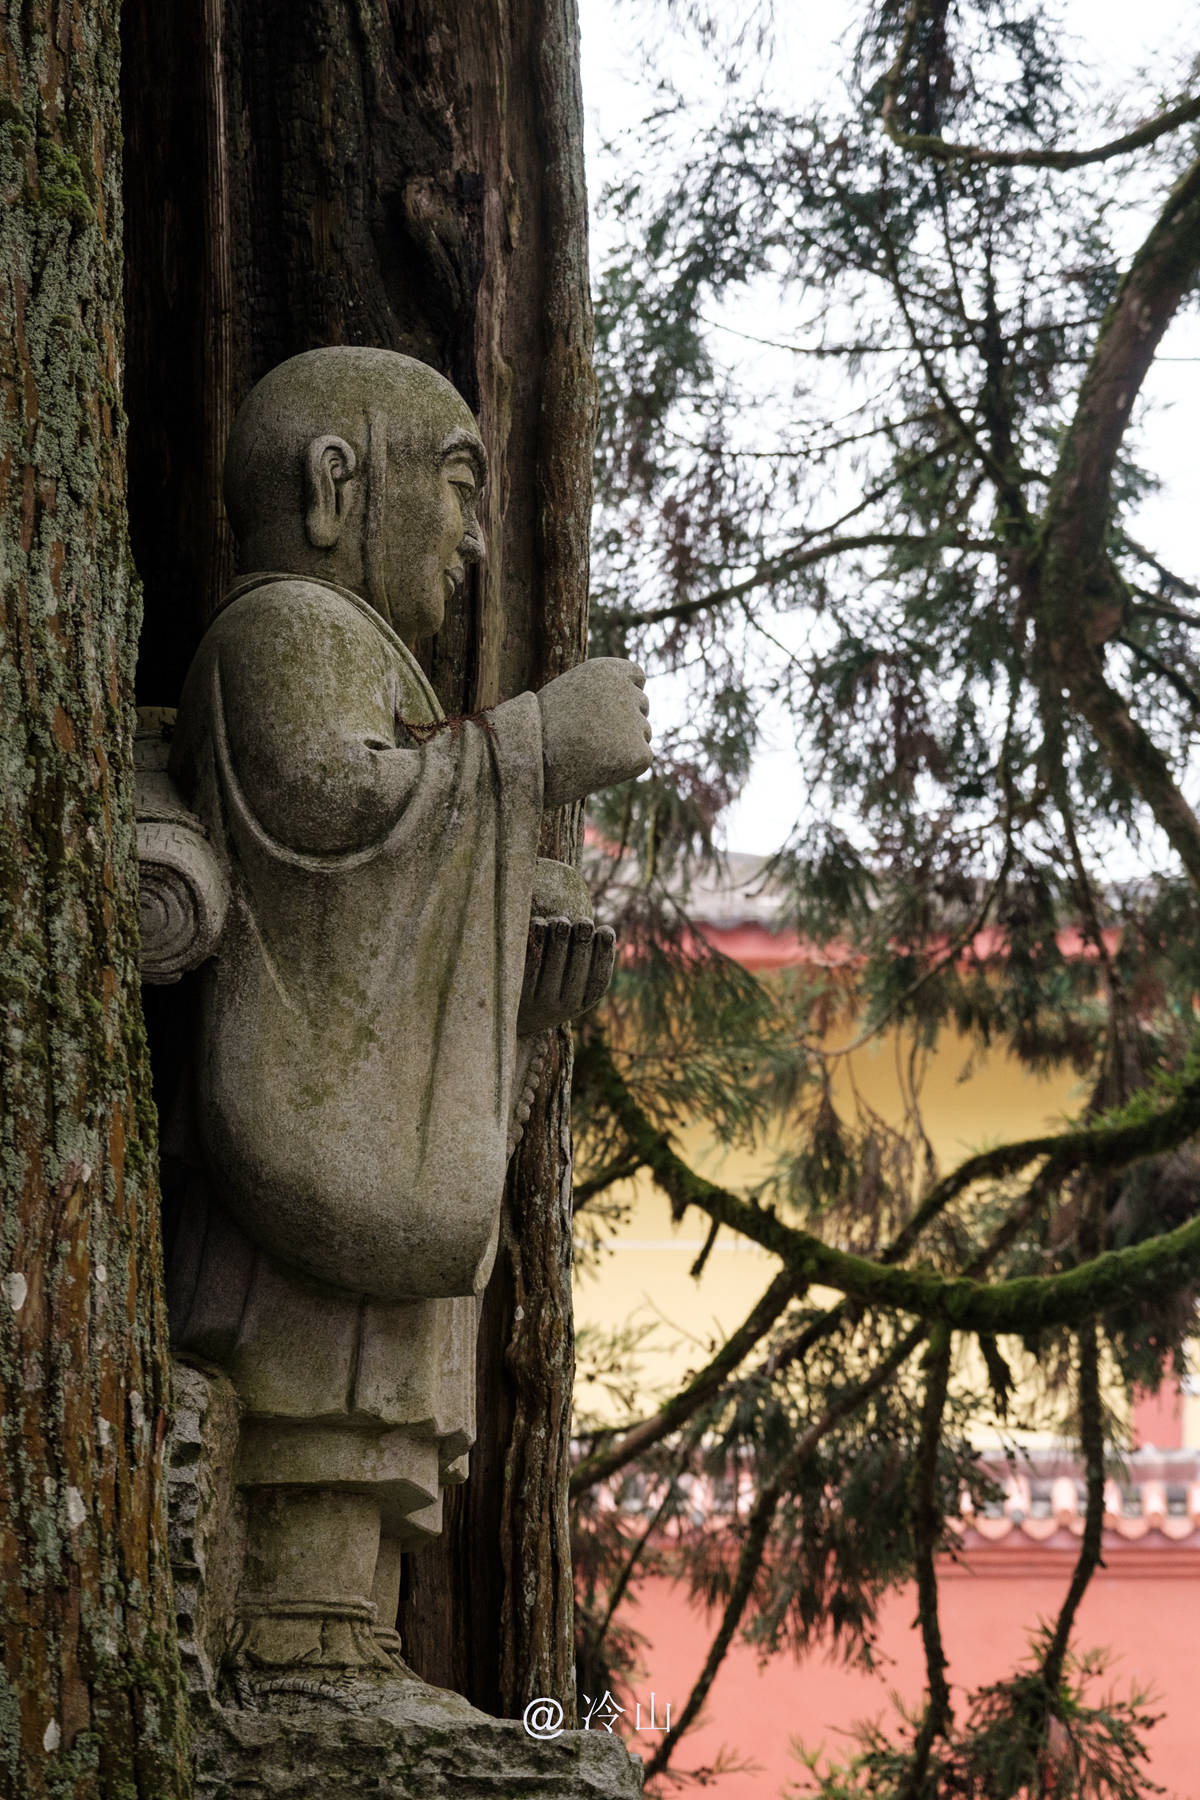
[225,351,490,631]
[383,417,486,642]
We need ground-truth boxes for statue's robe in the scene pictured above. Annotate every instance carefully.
[164,573,545,1533]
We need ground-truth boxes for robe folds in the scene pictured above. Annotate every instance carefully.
[168,572,545,1307]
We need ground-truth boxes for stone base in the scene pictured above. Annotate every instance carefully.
[170,1359,643,1798]
[193,1678,644,1798]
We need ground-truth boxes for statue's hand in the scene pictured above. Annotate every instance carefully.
[518,917,616,1036]
[538,658,652,809]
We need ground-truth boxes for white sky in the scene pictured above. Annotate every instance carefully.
[578,0,1200,854]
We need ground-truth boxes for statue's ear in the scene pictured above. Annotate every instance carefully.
[304,434,358,549]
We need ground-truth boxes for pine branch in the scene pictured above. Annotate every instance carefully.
[641,1473,781,1783]
[689,1215,720,1278]
[881,1,1200,169]
[1043,153,1200,580]
[576,1093,1089,1772]
[584,1160,1071,1780]
[587,1035,1200,1333]
[573,1069,1067,1502]
[1041,1318,1105,1698]
[885,97,1200,172]
[573,1152,645,1210]
[765,1144,1060,1394]
[570,1270,795,1495]
[1131,596,1200,631]
[641,1322,927,1783]
[897,1326,954,1799]
[1117,634,1200,714]
[591,1466,683,1653]
[598,533,1003,630]
[876,207,1022,510]
[1122,540,1200,602]
[1037,153,1200,892]
[801,842,1014,1063]
[578,1083,1064,1505]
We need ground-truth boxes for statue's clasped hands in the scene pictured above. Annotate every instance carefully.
[515,658,650,1039]
[517,915,615,1038]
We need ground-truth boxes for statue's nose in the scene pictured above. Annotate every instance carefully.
[461,515,486,565]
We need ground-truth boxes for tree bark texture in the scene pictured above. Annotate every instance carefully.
[0,5,192,1797]
[121,0,596,1718]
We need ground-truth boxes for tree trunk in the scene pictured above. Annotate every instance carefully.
[121,0,595,1718]
[0,5,192,1797]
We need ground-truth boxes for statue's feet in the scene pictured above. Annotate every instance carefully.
[231,1597,397,1677]
[373,1623,421,1679]
[224,1615,487,1728]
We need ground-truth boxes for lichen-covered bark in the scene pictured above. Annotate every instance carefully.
[121,0,596,1715]
[0,4,192,1795]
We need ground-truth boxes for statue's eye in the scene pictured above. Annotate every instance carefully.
[445,458,477,504]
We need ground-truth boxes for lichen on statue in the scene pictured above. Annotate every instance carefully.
[161,347,652,1683]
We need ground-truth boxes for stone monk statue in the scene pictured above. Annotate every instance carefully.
[159,346,651,1682]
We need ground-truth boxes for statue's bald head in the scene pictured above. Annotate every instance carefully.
[224,347,486,641]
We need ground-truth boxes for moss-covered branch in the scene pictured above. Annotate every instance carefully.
[572,1066,1068,1497]
[588,1036,1200,1334]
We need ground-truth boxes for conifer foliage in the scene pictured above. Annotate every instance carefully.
[571,3,1200,1791]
